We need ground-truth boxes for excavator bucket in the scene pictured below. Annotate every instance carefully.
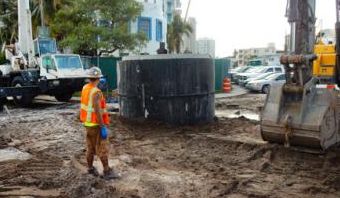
[261,79,340,150]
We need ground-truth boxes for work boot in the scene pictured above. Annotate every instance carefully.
[88,167,100,177]
[102,168,121,180]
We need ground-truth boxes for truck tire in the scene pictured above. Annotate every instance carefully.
[11,76,34,106]
[262,85,271,94]
[55,92,74,102]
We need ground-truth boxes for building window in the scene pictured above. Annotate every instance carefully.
[138,17,152,40]
[167,1,172,13]
[167,13,172,22]
[156,19,163,41]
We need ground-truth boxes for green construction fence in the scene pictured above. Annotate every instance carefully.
[81,56,230,92]
[215,58,231,92]
[81,56,120,90]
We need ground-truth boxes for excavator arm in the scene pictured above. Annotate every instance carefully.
[284,0,316,86]
[260,0,340,150]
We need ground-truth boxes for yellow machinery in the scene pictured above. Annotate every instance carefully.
[313,43,336,80]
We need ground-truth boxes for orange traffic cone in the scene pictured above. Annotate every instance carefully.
[223,77,232,93]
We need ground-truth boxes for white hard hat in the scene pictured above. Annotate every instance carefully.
[87,67,102,78]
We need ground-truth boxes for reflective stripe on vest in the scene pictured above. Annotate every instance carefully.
[80,104,108,116]
[86,88,99,122]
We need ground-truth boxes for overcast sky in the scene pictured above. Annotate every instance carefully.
[181,0,336,57]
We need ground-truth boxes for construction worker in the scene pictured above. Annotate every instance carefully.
[80,67,119,180]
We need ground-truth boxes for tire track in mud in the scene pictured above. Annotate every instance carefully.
[1,104,84,157]
[0,152,63,188]
[0,103,82,197]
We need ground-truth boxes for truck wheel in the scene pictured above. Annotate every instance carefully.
[11,76,34,106]
[262,85,270,94]
[55,92,74,102]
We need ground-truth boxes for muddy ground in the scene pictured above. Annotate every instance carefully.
[1,94,340,197]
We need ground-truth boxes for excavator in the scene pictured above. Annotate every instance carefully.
[261,0,340,150]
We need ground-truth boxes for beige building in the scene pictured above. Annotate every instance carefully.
[236,43,276,66]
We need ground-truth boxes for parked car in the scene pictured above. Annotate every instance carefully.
[234,67,262,84]
[246,73,286,94]
[243,72,278,86]
[230,66,253,82]
[238,66,284,86]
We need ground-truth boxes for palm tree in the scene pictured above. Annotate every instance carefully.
[31,0,72,34]
[0,0,18,45]
[0,0,71,46]
[167,14,193,54]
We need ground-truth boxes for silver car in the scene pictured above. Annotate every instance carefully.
[234,67,262,84]
[231,66,254,83]
[243,72,276,86]
[238,66,284,86]
[246,73,286,93]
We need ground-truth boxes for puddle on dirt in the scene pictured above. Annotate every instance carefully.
[215,110,260,121]
[0,147,31,162]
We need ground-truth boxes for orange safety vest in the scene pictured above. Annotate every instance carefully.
[80,83,109,125]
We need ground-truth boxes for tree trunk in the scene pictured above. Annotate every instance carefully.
[175,39,181,54]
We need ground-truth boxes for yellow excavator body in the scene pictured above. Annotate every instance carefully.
[313,44,336,79]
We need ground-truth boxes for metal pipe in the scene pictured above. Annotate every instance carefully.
[337,0,340,22]
[184,0,191,22]
[290,22,296,54]
[40,0,44,27]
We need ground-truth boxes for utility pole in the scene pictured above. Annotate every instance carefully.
[184,0,191,22]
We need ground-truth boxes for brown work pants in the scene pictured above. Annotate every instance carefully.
[85,126,110,172]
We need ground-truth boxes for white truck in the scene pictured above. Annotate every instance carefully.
[0,0,88,106]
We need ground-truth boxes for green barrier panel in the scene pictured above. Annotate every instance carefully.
[81,56,120,90]
[214,58,230,92]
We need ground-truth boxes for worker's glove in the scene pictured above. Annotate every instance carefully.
[100,126,108,140]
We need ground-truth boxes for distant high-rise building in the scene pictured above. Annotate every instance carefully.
[196,38,215,58]
[181,17,196,53]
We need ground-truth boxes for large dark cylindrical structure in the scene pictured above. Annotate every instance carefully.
[118,54,215,125]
